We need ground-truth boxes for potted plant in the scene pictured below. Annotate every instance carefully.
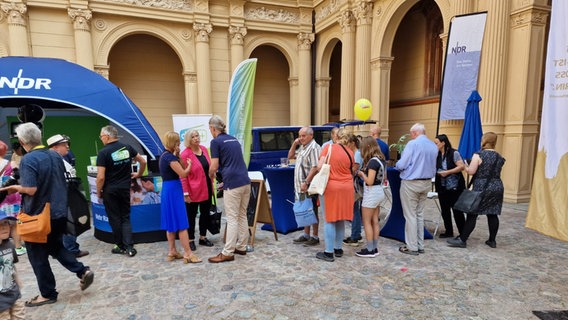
[389,133,410,160]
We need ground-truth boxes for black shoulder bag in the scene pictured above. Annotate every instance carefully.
[453,161,497,214]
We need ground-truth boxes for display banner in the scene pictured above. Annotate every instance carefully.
[527,0,568,241]
[439,12,487,120]
[172,114,213,152]
[226,58,258,165]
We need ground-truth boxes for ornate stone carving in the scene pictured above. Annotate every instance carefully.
[315,0,339,23]
[338,10,355,33]
[194,0,207,12]
[288,77,299,87]
[1,2,27,26]
[180,28,192,40]
[183,72,197,82]
[298,33,315,50]
[193,23,212,42]
[246,6,298,24]
[94,65,110,79]
[231,5,243,17]
[511,8,549,28]
[99,0,192,11]
[316,77,331,88]
[68,8,92,31]
[229,26,247,45]
[353,1,373,25]
[94,19,107,31]
[371,57,394,70]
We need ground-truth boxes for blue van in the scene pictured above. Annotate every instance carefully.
[248,126,334,171]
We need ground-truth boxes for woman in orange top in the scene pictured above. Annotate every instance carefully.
[315,128,355,262]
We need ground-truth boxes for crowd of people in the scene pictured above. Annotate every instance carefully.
[289,123,505,261]
[0,117,505,315]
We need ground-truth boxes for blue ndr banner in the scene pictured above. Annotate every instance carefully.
[439,12,487,120]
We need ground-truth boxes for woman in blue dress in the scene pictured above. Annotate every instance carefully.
[159,131,201,263]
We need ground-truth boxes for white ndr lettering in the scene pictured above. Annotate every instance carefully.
[0,69,52,94]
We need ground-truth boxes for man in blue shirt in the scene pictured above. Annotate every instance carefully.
[207,115,251,263]
[395,123,437,256]
[370,125,390,161]
[2,123,94,307]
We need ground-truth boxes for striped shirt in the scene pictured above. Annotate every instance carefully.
[294,139,321,193]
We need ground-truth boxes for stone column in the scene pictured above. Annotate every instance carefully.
[353,1,373,101]
[338,10,356,120]
[453,0,472,16]
[370,57,393,139]
[193,23,213,114]
[477,1,509,134]
[501,6,549,202]
[288,77,298,124]
[229,26,247,73]
[183,72,198,114]
[315,77,331,125]
[297,32,314,126]
[68,8,94,69]
[1,2,29,56]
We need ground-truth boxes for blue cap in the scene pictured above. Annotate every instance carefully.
[0,211,17,221]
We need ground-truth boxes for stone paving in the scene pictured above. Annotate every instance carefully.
[16,198,568,320]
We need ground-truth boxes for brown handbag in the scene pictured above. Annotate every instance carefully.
[17,202,51,243]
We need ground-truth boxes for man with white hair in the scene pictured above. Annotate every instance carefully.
[395,123,437,256]
[207,115,251,263]
[1,123,94,307]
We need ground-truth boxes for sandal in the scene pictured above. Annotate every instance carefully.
[183,254,202,264]
[398,246,419,256]
[25,295,57,307]
[167,252,183,261]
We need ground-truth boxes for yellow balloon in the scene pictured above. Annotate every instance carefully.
[354,98,372,121]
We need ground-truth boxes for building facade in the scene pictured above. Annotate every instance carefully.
[0,0,551,203]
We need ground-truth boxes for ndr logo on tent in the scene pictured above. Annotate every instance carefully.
[0,69,52,94]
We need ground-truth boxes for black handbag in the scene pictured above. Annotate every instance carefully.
[207,197,222,235]
[453,189,483,213]
[453,161,497,213]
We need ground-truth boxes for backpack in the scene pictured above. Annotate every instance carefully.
[66,175,91,236]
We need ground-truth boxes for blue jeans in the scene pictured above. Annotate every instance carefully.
[350,199,362,239]
[63,234,80,254]
[324,218,345,253]
[25,218,89,300]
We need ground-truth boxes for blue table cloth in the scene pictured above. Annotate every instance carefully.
[261,166,302,234]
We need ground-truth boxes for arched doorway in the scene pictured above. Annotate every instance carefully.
[249,45,291,126]
[388,0,443,142]
[328,42,342,123]
[108,34,185,136]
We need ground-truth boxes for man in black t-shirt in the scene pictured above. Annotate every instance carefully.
[96,125,146,257]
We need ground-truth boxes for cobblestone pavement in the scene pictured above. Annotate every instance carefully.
[16,199,568,320]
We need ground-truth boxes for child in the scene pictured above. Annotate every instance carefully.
[0,211,24,319]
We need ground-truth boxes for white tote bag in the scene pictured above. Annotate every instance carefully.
[308,144,332,196]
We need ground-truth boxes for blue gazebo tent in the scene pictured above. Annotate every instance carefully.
[0,56,163,158]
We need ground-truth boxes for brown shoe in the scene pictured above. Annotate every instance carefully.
[208,253,234,263]
[76,250,89,258]
[234,249,247,255]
